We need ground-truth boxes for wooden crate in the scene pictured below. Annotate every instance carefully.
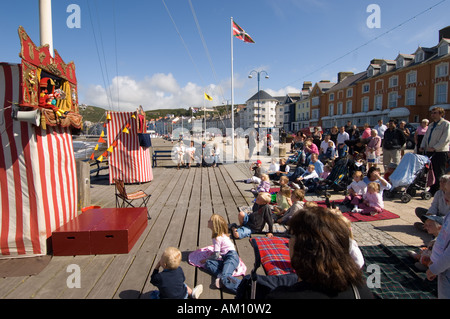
[52,208,148,256]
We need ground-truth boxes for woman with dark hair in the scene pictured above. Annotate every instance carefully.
[267,206,373,299]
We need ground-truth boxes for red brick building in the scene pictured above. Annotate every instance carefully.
[316,26,450,129]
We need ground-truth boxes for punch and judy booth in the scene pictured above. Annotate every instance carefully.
[0,27,82,257]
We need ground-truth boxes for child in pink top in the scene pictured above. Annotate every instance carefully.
[354,182,384,215]
[203,214,241,294]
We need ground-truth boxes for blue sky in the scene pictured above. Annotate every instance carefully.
[1,0,449,112]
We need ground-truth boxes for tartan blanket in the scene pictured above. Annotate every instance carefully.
[250,237,294,276]
[360,245,437,299]
[315,199,400,222]
[250,237,437,299]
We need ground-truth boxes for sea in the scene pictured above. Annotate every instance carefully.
[73,140,98,160]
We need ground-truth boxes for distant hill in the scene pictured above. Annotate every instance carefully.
[79,105,231,123]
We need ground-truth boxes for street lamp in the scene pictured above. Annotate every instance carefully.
[248,70,269,130]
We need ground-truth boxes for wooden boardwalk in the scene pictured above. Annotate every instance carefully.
[0,156,265,299]
[0,138,433,299]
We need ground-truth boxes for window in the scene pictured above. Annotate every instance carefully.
[388,92,398,108]
[311,109,319,119]
[396,57,404,69]
[415,51,424,63]
[362,83,370,93]
[405,88,416,106]
[312,96,319,106]
[406,71,417,84]
[346,100,352,114]
[438,43,449,57]
[329,93,334,101]
[374,95,383,110]
[436,63,449,78]
[389,76,398,88]
[337,102,343,115]
[328,104,334,116]
[362,97,369,112]
[347,88,353,98]
[435,83,448,104]
[367,68,374,77]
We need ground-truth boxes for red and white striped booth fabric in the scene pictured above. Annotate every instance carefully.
[106,112,153,185]
[0,63,78,256]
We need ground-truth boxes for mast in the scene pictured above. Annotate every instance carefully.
[39,0,54,57]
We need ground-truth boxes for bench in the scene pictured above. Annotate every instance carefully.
[90,160,109,177]
[152,150,173,167]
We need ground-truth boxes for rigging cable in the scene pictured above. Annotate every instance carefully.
[282,0,448,88]
[188,0,226,102]
[161,0,206,89]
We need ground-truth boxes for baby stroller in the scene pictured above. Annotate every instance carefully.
[386,153,433,203]
[316,157,352,197]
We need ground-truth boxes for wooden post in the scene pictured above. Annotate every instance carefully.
[76,160,91,212]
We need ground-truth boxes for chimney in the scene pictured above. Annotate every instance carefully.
[439,26,450,41]
[338,72,354,83]
[302,81,312,90]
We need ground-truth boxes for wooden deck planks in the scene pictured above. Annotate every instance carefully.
[0,153,268,299]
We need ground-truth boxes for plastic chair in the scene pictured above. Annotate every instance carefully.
[114,179,151,219]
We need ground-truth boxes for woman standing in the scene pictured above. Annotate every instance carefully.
[414,119,429,155]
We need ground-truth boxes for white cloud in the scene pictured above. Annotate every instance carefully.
[80,73,224,111]
[265,86,301,98]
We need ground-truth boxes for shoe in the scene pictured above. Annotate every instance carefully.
[407,250,420,260]
[352,206,363,213]
[291,182,300,189]
[414,262,428,272]
[191,284,203,299]
[214,277,223,289]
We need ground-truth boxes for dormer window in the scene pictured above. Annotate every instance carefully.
[438,42,449,56]
[415,50,424,63]
[396,57,404,69]
[367,68,374,77]
[381,64,387,73]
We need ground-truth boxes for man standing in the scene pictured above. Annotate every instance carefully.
[420,107,450,195]
[336,126,350,158]
[374,119,388,141]
[382,119,406,170]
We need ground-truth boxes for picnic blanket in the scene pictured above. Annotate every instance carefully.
[188,246,247,277]
[250,238,437,299]
[360,245,437,299]
[250,237,294,276]
[315,199,400,222]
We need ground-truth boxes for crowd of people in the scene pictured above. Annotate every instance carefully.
[149,107,450,300]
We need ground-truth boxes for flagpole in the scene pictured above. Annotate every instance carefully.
[230,17,235,162]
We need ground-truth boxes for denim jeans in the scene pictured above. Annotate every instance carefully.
[205,250,241,294]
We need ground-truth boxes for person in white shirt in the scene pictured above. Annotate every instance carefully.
[337,126,350,158]
[374,119,387,142]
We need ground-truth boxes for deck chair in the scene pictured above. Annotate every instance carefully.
[114,179,151,219]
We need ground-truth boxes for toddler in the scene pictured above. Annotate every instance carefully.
[150,246,203,299]
[273,186,292,215]
[354,182,383,215]
[343,171,367,209]
[251,173,270,196]
[203,214,241,294]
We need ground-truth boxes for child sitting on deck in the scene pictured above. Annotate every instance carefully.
[251,174,271,196]
[202,214,241,294]
[342,171,367,209]
[272,186,292,216]
[232,192,273,239]
[276,188,305,225]
[353,182,384,215]
[150,247,203,299]
[292,164,319,192]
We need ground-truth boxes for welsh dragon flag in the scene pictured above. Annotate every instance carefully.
[232,20,255,43]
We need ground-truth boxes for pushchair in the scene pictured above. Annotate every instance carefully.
[316,157,352,197]
[385,153,433,203]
